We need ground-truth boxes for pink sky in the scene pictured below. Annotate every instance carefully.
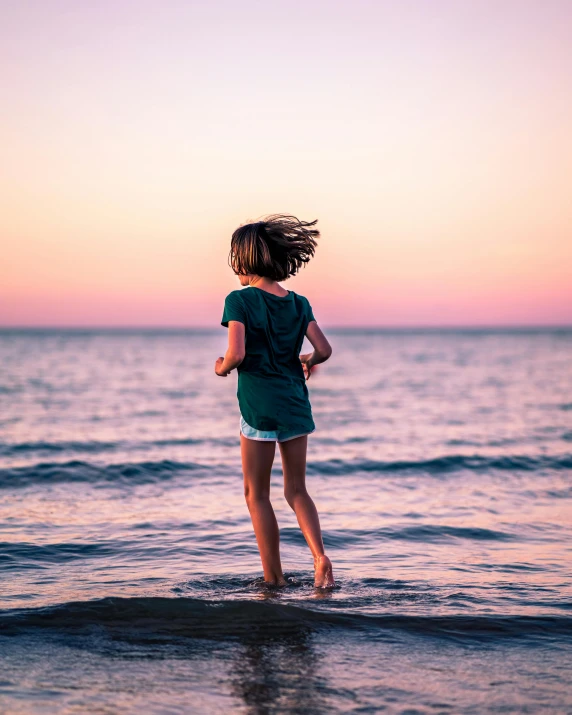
[1,0,571,327]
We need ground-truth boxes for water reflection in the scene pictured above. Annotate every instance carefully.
[230,626,326,715]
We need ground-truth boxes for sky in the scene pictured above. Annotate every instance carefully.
[1,0,571,327]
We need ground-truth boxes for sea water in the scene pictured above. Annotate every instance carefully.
[1,328,571,713]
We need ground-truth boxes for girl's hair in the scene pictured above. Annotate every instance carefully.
[229,214,319,281]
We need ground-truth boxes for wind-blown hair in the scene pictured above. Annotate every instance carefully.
[229,214,319,281]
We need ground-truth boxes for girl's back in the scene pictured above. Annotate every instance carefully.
[222,286,316,433]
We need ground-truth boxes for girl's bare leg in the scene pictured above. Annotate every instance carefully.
[279,436,335,588]
[240,434,286,586]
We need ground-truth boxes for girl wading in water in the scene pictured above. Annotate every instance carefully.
[215,214,335,588]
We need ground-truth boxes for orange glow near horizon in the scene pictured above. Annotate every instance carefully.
[1,0,571,327]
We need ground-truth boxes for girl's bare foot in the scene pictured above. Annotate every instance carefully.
[263,576,288,588]
[314,555,335,588]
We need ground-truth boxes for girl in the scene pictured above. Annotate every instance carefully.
[215,214,335,588]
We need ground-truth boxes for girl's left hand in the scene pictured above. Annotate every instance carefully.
[215,357,228,376]
[299,353,314,380]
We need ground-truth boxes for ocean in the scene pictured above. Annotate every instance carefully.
[1,328,571,714]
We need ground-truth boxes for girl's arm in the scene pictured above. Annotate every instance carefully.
[300,321,332,380]
[215,320,246,376]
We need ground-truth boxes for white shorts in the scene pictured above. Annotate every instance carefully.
[239,415,314,443]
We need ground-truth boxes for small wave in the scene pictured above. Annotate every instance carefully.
[278,525,517,548]
[0,436,235,458]
[445,438,521,448]
[312,436,371,446]
[306,454,572,476]
[0,385,22,395]
[522,487,572,500]
[0,541,120,567]
[3,452,570,488]
[0,459,209,489]
[0,440,120,457]
[160,390,199,399]
[389,524,518,543]
[1,597,571,644]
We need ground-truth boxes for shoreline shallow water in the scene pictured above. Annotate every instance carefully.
[1,329,571,713]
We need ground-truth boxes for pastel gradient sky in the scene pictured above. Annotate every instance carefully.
[1,0,571,327]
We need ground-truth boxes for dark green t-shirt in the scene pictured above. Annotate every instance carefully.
[221,286,316,433]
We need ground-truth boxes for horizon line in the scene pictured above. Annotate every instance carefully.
[1,324,571,332]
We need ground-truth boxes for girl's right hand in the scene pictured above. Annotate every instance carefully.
[215,357,228,376]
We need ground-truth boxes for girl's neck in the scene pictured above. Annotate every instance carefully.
[248,276,289,297]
